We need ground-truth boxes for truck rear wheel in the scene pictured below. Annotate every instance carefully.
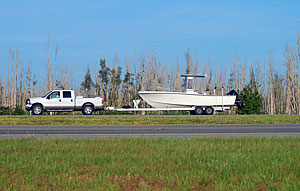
[32,104,43,115]
[82,104,94,115]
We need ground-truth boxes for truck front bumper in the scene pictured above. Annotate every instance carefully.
[25,104,32,111]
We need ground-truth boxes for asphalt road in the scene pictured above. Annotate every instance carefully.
[1,124,300,138]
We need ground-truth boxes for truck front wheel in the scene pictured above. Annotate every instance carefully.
[32,104,43,115]
[82,104,94,115]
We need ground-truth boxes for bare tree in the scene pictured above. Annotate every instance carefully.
[139,52,146,91]
[133,59,140,99]
[297,33,300,114]
[242,58,247,89]
[260,59,266,111]
[267,54,275,114]
[170,68,175,91]
[26,61,32,99]
[193,52,200,92]
[0,79,3,106]
[14,48,19,106]
[175,56,181,91]
[54,42,58,89]
[18,61,25,106]
[285,45,295,114]
[46,37,52,92]
[3,71,6,106]
[122,60,133,105]
[94,64,100,97]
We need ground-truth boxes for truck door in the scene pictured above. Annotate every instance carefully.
[44,91,61,110]
[61,91,75,110]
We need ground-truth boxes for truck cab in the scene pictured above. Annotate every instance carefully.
[42,90,75,111]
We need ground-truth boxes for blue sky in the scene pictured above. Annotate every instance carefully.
[0,0,299,85]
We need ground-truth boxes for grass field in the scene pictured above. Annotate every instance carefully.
[0,115,300,125]
[1,137,300,190]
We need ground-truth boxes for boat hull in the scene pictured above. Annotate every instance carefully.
[138,91,237,108]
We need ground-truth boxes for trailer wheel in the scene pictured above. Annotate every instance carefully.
[82,104,94,115]
[194,106,204,115]
[205,106,214,115]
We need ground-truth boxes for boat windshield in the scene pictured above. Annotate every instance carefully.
[42,91,52,98]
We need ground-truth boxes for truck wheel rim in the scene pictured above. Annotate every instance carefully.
[34,107,41,114]
[85,107,92,114]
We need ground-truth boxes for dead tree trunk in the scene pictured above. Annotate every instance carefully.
[268,55,274,114]
[297,33,300,114]
[285,45,295,114]
[3,73,5,106]
[10,49,14,107]
[175,57,181,91]
[14,48,19,106]
[54,43,58,89]
[46,37,52,92]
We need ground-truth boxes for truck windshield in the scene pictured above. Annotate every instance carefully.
[42,91,52,98]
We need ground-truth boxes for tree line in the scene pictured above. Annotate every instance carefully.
[0,35,299,115]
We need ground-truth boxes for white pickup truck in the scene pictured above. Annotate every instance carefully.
[25,90,104,115]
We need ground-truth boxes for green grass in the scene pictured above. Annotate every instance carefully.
[1,137,300,190]
[0,115,300,125]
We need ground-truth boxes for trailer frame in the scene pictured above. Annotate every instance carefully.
[106,99,231,113]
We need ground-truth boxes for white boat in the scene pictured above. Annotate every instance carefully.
[138,91,237,108]
[138,74,242,115]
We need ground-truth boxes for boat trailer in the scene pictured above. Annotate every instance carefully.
[106,99,231,115]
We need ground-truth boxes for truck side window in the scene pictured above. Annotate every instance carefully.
[49,91,60,99]
[63,91,71,98]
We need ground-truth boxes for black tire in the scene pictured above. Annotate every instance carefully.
[32,104,43,115]
[204,106,214,115]
[82,104,94,115]
[194,106,204,115]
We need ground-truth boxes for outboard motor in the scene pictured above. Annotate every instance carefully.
[227,90,245,109]
[227,90,238,96]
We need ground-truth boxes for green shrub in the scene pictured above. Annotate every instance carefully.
[237,85,263,115]
[0,106,28,115]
